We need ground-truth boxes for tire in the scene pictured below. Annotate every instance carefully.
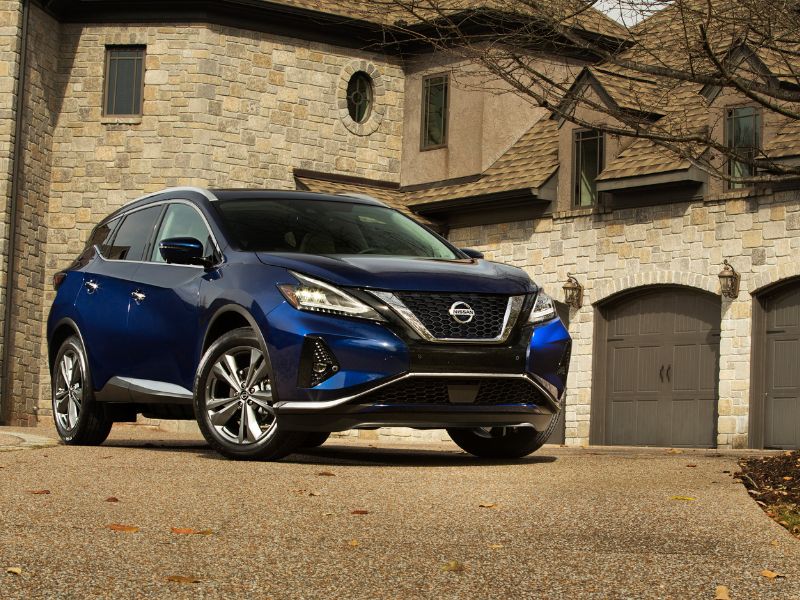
[51,335,113,445]
[300,432,331,449]
[447,417,559,459]
[194,327,305,460]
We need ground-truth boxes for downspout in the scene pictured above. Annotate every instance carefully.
[1,0,30,425]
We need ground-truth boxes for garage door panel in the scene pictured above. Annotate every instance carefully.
[769,339,799,389]
[603,287,720,448]
[766,396,799,448]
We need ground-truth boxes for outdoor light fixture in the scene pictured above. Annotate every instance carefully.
[562,273,583,309]
[718,260,740,299]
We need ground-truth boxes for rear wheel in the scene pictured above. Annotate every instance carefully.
[51,335,112,445]
[447,417,558,459]
[194,328,304,460]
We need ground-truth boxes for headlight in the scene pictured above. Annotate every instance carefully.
[529,291,557,324]
[278,272,384,321]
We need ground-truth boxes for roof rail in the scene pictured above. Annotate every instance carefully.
[125,186,219,206]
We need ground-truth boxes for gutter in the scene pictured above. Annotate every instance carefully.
[1,0,30,425]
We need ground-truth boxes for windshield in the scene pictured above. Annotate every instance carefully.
[213,198,459,259]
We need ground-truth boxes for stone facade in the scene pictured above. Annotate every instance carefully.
[449,189,800,448]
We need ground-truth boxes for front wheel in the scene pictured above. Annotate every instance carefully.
[194,328,305,460]
[447,418,558,459]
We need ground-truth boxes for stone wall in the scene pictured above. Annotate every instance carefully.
[448,189,800,449]
[33,22,406,417]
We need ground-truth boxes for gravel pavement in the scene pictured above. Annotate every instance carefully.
[0,424,798,599]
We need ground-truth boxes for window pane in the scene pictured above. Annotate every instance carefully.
[422,76,448,148]
[574,130,602,207]
[105,46,144,116]
[727,107,759,188]
[105,206,162,261]
[151,204,213,262]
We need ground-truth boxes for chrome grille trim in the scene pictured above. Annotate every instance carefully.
[370,291,524,344]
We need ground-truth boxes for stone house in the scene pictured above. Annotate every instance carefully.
[1,0,798,449]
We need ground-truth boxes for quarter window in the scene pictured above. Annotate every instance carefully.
[573,129,604,207]
[104,206,162,261]
[151,203,214,262]
[726,106,760,188]
[104,46,145,116]
[421,75,448,150]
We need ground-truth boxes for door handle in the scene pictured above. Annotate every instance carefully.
[659,365,664,382]
[131,290,146,304]
[84,280,99,294]
[666,365,672,382]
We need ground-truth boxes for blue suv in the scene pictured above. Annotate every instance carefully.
[47,188,571,460]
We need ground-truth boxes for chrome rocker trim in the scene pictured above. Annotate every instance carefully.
[370,291,525,345]
[274,371,560,413]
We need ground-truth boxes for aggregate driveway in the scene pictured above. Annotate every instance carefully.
[0,425,798,599]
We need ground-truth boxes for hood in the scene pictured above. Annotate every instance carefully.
[257,253,537,294]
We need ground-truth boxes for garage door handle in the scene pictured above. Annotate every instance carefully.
[666,365,671,382]
[659,365,664,382]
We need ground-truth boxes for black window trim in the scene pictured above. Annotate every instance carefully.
[572,128,605,208]
[95,200,222,268]
[724,105,761,191]
[103,45,146,117]
[420,73,450,151]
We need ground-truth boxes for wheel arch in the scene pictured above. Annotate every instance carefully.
[202,305,269,357]
[48,318,87,374]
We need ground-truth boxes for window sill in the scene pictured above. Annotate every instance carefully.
[553,206,604,220]
[420,144,448,152]
[101,116,142,125]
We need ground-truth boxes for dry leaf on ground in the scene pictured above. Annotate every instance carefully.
[351,509,369,515]
[478,502,497,508]
[686,464,698,468]
[671,496,697,502]
[317,471,335,477]
[308,491,320,497]
[715,585,730,600]
[488,544,504,550]
[107,524,139,533]
[347,539,359,547]
[28,490,50,495]
[442,560,465,573]
[667,449,683,454]
[760,569,785,580]
[105,497,119,503]
[165,575,201,584]
[5,567,22,575]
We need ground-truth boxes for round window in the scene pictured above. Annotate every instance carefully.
[346,72,373,124]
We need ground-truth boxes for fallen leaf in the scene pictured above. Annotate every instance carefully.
[760,569,785,580]
[171,527,212,535]
[105,497,119,503]
[478,502,497,509]
[442,560,465,573]
[107,523,139,533]
[28,490,50,495]
[488,544,504,550]
[782,476,793,481]
[165,575,201,584]
[347,539,359,547]
[686,464,697,468]
[715,585,730,600]
[317,471,335,477]
[671,496,697,502]
[5,567,22,575]
[308,491,320,497]
[351,509,369,515]
[666,448,683,454]
[323,512,334,516]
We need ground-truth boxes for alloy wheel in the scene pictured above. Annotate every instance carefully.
[205,346,276,445]
[54,349,83,431]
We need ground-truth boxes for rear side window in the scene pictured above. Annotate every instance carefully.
[87,218,119,257]
[150,203,214,262]
[104,206,163,261]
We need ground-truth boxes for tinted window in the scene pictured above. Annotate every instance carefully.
[104,46,145,116]
[87,218,119,257]
[214,199,457,259]
[105,206,162,261]
[151,203,214,262]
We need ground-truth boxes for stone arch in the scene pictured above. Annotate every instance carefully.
[750,264,800,296]
[592,271,720,306]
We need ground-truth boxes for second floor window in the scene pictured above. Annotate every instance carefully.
[726,106,760,188]
[574,129,604,207]
[104,46,145,116]
[421,74,448,150]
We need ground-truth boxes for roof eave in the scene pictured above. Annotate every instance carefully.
[596,166,707,191]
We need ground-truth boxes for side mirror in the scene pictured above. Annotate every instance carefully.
[460,248,484,259]
[159,237,208,267]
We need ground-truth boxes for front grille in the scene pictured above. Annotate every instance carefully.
[364,377,546,406]
[396,292,510,340]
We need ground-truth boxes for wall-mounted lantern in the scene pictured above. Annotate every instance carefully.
[718,260,740,299]
[562,273,583,309]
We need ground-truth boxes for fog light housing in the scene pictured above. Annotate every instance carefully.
[298,336,340,388]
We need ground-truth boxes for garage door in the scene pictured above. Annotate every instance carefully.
[600,287,720,447]
[763,282,800,449]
